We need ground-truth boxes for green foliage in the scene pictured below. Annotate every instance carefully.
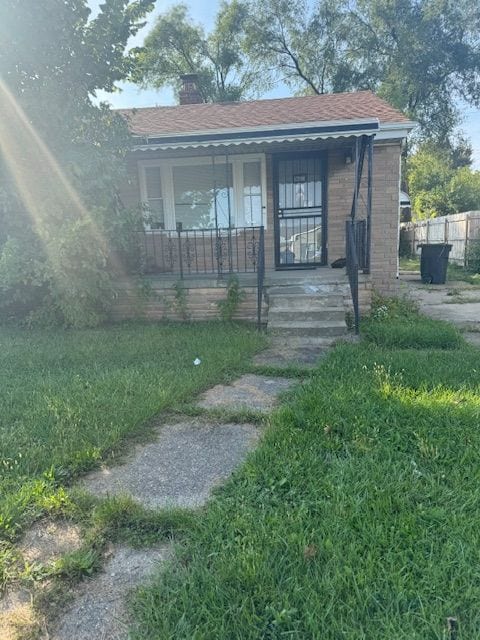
[172,281,190,320]
[365,294,462,349]
[370,292,419,319]
[90,496,196,547]
[466,238,480,273]
[133,1,261,102]
[53,548,100,581]
[363,316,463,349]
[217,275,246,321]
[0,0,153,327]
[407,145,480,219]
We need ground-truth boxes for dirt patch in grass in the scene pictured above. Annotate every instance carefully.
[0,586,39,640]
[20,519,82,565]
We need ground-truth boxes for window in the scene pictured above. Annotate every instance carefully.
[278,157,322,211]
[173,163,233,229]
[243,161,262,226]
[139,155,265,231]
[143,167,165,229]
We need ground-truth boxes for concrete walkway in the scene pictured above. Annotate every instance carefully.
[3,370,299,640]
[400,273,480,344]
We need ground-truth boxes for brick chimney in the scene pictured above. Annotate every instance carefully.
[179,74,203,105]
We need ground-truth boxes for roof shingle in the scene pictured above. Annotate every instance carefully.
[119,91,411,138]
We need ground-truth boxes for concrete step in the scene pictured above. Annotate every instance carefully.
[267,284,349,296]
[268,320,347,337]
[269,334,357,349]
[264,271,348,287]
[268,307,346,323]
[268,294,346,310]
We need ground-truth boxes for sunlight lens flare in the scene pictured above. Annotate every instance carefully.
[0,77,124,274]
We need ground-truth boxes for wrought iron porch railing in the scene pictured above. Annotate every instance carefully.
[346,219,367,335]
[139,226,265,278]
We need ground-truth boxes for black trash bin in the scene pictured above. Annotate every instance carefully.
[419,243,452,284]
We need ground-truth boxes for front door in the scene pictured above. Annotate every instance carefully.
[274,153,327,268]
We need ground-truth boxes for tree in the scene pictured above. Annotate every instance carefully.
[243,0,369,95]
[0,0,154,326]
[407,143,480,219]
[133,1,262,102]
[243,0,480,142]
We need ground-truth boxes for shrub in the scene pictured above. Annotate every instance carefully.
[217,275,246,321]
[466,235,480,273]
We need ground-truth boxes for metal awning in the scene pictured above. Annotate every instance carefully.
[131,119,380,152]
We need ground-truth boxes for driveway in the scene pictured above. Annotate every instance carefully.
[400,272,480,345]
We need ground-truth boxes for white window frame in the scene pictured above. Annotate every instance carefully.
[138,153,267,231]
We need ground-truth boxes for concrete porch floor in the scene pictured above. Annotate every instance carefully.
[139,266,351,289]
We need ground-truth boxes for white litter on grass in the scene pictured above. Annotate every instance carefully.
[193,358,201,366]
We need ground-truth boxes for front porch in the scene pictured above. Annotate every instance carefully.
[121,133,376,334]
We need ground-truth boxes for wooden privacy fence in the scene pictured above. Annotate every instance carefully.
[401,211,480,265]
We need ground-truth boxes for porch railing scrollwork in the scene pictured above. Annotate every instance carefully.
[135,225,265,328]
[138,226,265,277]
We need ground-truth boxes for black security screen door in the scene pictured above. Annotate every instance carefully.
[274,153,327,268]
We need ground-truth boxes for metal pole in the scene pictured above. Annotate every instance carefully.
[465,214,470,268]
[225,152,233,272]
[176,222,184,279]
[352,137,360,222]
[212,154,218,229]
[366,136,373,273]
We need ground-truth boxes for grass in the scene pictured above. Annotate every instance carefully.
[399,255,480,284]
[131,309,480,639]
[0,321,265,545]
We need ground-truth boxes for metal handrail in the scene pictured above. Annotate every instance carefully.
[257,226,265,330]
[346,220,361,335]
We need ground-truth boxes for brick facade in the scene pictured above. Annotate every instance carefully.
[120,138,401,295]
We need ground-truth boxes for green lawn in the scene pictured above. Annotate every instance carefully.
[131,311,480,639]
[0,322,264,543]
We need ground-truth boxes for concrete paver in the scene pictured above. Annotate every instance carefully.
[81,420,260,509]
[197,374,295,412]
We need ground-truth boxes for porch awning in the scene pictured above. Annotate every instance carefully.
[131,118,381,152]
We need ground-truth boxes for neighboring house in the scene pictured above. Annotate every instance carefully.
[117,78,415,332]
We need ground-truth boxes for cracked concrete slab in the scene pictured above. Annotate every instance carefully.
[50,545,170,640]
[80,420,260,509]
[197,374,295,412]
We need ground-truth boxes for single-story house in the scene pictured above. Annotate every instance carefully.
[117,78,415,333]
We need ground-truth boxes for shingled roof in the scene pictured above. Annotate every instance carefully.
[119,91,411,138]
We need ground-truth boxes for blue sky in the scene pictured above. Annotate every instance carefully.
[90,0,480,168]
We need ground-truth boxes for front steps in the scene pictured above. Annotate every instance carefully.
[265,272,350,340]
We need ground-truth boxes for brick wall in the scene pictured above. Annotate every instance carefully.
[111,277,264,323]
[326,141,402,294]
